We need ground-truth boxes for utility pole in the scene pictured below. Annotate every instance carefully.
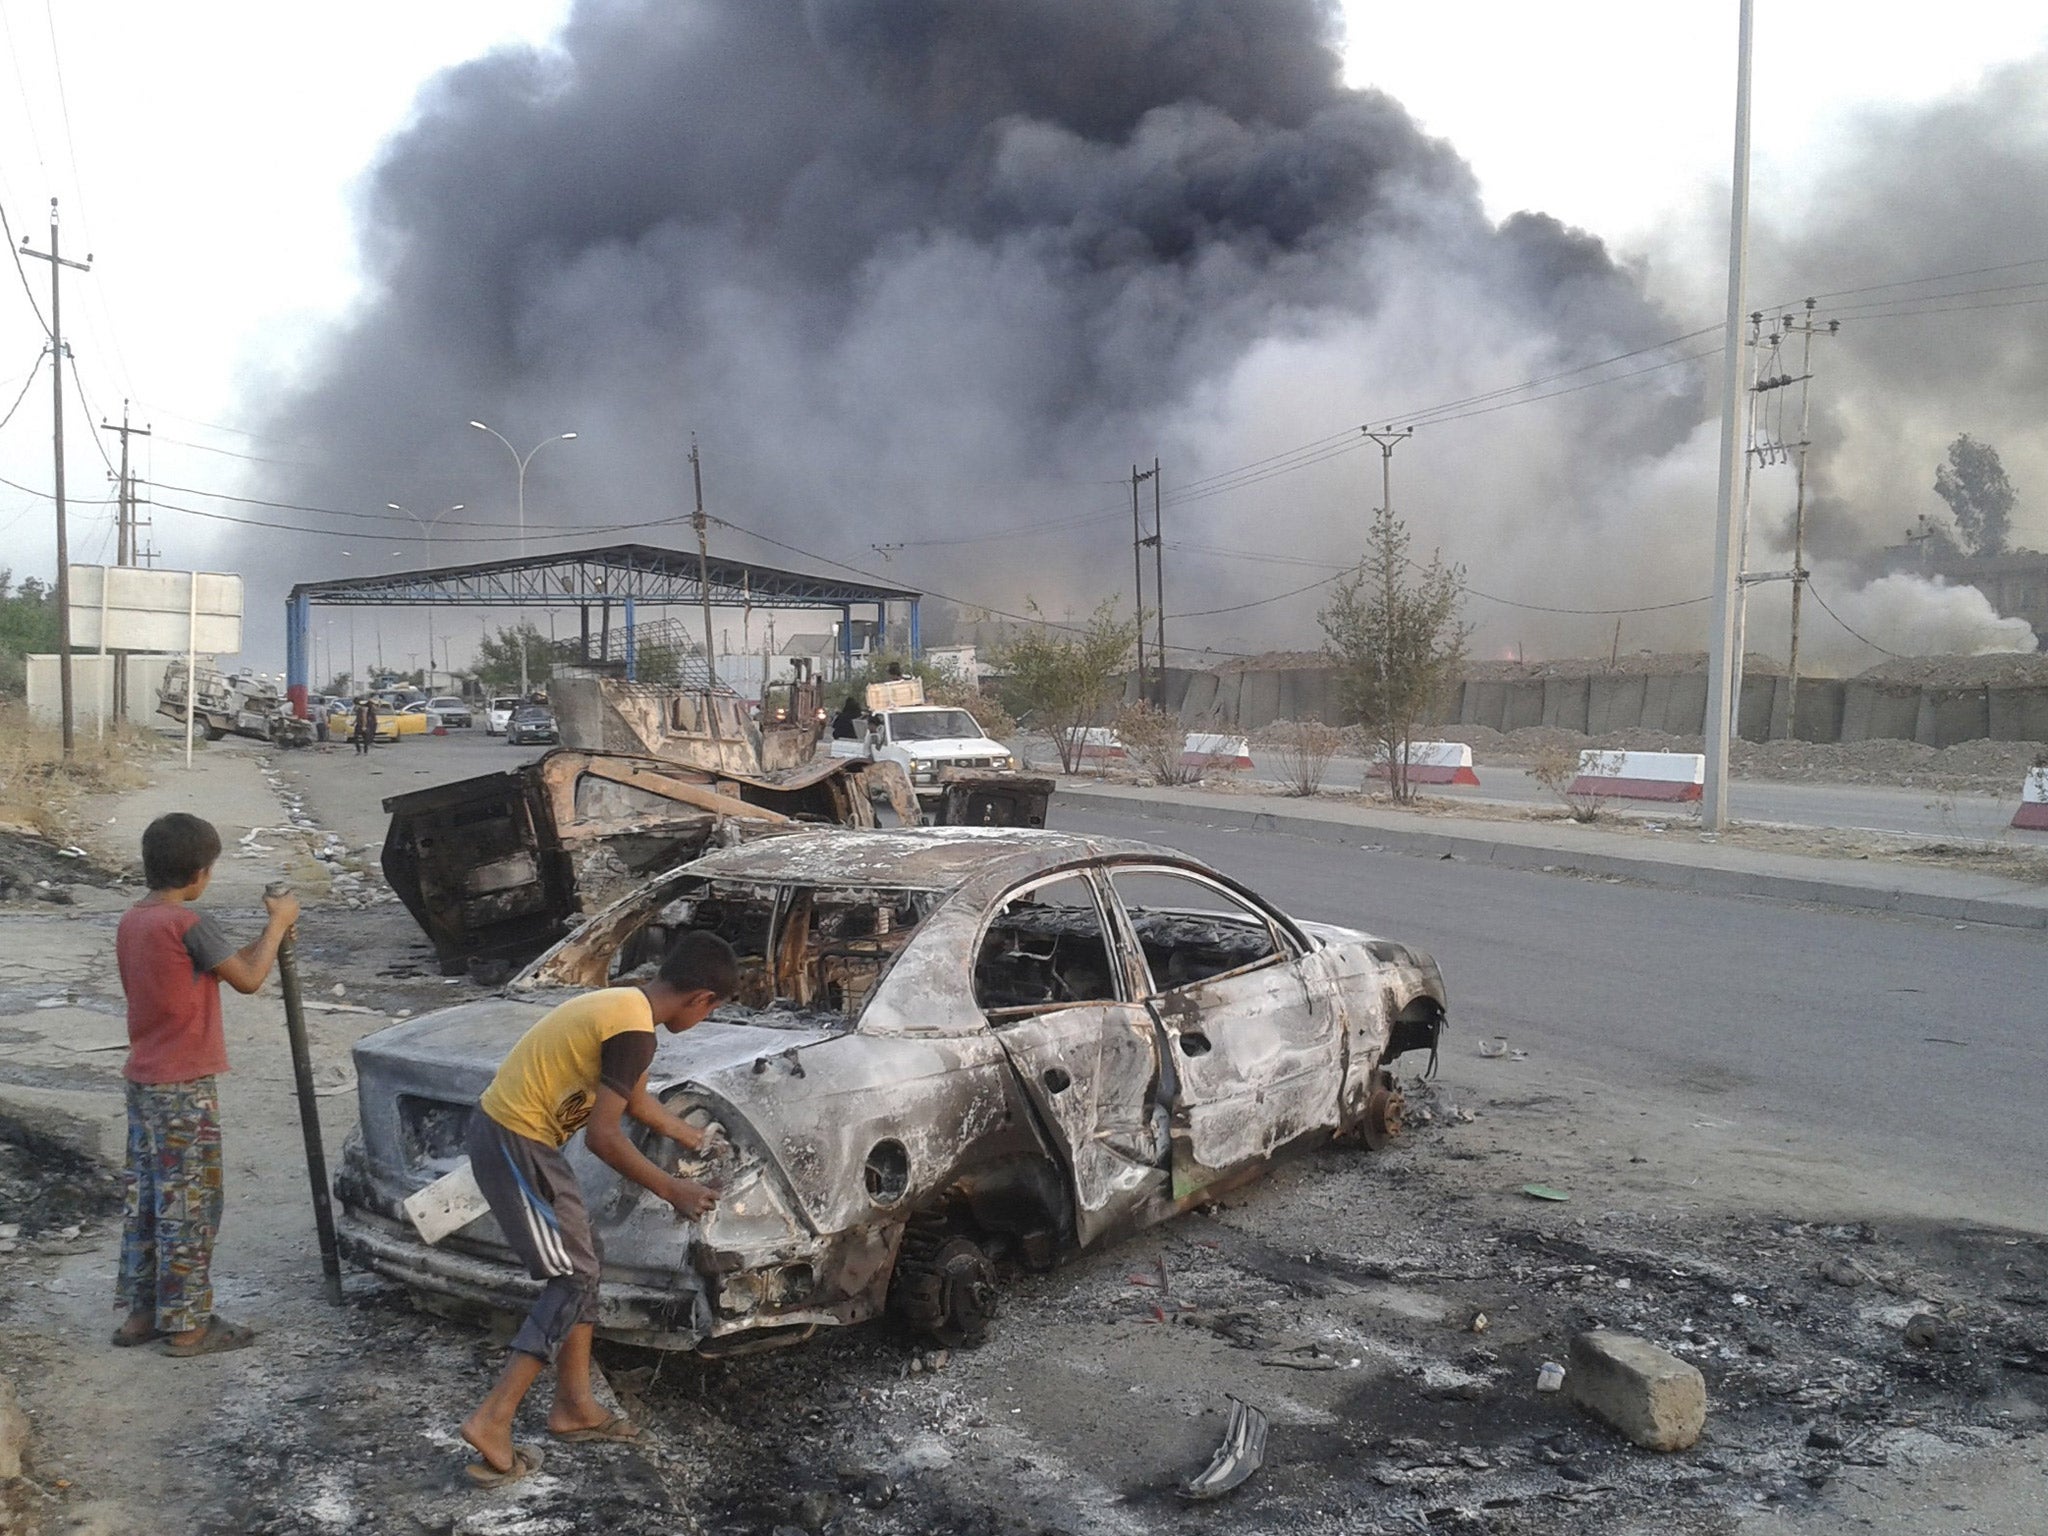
[690,436,717,688]
[1701,0,1756,833]
[101,404,150,723]
[20,198,93,758]
[1360,426,1414,541]
[1147,459,1165,703]
[1783,299,1838,739]
[1131,463,1156,697]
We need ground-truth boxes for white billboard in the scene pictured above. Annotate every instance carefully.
[67,567,244,654]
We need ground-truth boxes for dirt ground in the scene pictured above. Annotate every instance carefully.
[1,740,2045,1535]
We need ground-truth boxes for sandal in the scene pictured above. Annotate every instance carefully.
[161,1316,258,1357]
[465,1442,545,1488]
[549,1413,643,1445]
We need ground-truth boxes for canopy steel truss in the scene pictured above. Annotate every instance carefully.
[283,542,919,714]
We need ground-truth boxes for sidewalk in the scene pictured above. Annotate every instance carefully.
[1051,778,2048,931]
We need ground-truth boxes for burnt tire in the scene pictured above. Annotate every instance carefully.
[890,1232,999,1348]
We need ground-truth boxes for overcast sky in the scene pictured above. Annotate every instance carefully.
[2,1,2044,669]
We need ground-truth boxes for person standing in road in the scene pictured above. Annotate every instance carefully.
[113,813,300,1356]
[352,697,376,755]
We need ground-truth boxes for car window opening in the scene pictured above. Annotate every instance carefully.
[888,710,979,742]
[603,879,929,1029]
[975,876,1119,1017]
[1108,869,1285,991]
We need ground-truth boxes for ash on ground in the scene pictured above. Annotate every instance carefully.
[105,1080,2043,1536]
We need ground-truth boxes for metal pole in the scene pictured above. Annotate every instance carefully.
[1700,0,1756,833]
[1130,466,1147,695]
[48,204,74,758]
[1729,314,1764,740]
[266,881,344,1306]
[1151,458,1165,705]
[1786,302,1818,741]
[691,437,718,687]
[183,573,197,770]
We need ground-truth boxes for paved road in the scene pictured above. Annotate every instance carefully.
[285,733,2047,1221]
[1055,799,2048,1219]
[1237,751,2026,841]
[1022,737,2032,842]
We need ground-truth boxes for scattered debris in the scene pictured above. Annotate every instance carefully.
[1536,1360,1567,1393]
[1523,1184,1572,1203]
[1179,1396,1268,1501]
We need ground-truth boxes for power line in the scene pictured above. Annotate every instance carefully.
[0,349,43,435]
[1805,581,1900,657]
[0,196,51,335]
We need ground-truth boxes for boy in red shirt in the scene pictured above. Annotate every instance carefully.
[113,812,299,1356]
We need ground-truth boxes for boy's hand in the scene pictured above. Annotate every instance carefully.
[665,1177,719,1220]
[264,890,301,930]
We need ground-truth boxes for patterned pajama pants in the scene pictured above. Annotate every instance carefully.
[116,1076,224,1334]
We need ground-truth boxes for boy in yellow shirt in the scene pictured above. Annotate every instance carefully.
[458,931,736,1485]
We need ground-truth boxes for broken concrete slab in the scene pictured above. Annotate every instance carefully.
[1567,1330,1707,1452]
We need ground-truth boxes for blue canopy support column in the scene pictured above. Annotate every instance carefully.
[285,591,312,717]
[908,597,921,658]
[624,596,637,682]
[840,605,853,679]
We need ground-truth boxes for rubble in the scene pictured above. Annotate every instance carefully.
[1567,1331,1708,1451]
[1179,1396,1268,1500]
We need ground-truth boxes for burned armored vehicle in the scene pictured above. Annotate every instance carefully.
[334,828,1447,1353]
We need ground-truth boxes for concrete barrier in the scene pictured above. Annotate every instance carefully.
[2014,768,2048,831]
[1366,741,1480,786]
[1566,749,1704,803]
[1180,733,1253,771]
[1074,727,1124,763]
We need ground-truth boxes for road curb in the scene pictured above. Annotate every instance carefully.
[1053,787,2048,933]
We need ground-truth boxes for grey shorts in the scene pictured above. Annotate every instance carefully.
[466,1107,601,1360]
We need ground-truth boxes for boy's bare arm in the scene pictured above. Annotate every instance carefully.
[625,1078,722,1152]
[212,891,301,995]
[586,1082,718,1218]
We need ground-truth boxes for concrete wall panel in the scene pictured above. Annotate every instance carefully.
[1541,677,1592,733]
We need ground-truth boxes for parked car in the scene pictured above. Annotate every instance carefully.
[504,704,559,745]
[485,696,522,736]
[374,705,433,743]
[426,696,473,729]
[333,827,1448,1354]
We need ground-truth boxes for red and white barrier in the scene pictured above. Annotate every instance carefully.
[1181,732,1253,771]
[1366,741,1480,787]
[2013,767,2048,830]
[1074,727,1126,763]
[1565,749,1703,803]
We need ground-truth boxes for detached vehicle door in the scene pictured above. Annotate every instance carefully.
[1104,864,1343,1200]
[976,869,1169,1245]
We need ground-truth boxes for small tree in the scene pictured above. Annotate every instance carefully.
[636,639,684,685]
[1319,505,1470,804]
[994,599,1138,774]
[1934,434,2016,557]
[1113,699,1197,785]
[1270,719,1343,796]
[475,621,553,691]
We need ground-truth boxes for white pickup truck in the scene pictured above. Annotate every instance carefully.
[828,681,1015,803]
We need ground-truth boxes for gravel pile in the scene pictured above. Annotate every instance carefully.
[1855,653,2048,688]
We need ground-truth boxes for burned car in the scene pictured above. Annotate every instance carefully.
[334,828,1447,1354]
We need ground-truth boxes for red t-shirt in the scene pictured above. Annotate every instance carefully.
[116,900,237,1085]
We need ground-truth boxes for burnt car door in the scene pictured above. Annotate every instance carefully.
[975,870,1169,1245]
[1103,865,1343,1200]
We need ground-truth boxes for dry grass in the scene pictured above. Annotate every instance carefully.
[0,701,156,841]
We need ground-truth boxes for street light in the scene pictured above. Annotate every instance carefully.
[388,502,464,690]
[470,421,576,692]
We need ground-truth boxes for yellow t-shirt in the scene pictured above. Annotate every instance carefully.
[480,987,656,1148]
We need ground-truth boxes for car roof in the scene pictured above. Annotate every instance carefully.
[683,826,1168,891]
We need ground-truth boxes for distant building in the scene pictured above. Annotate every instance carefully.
[1878,524,2048,646]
